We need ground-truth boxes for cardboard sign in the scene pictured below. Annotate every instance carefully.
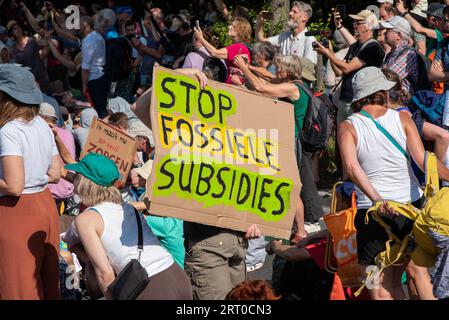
[81,117,137,184]
[146,66,301,239]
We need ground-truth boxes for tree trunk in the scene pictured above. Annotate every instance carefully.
[270,0,290,35]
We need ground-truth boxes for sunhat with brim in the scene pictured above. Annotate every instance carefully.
[65,153,121,188]
[300,57,317,82]
[352,67,396,103]
[0,64,43,105]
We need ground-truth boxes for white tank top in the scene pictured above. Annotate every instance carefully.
[347,109,422,209]
[92,202,174,277]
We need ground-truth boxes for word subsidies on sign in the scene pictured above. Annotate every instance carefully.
[146,66,301,239]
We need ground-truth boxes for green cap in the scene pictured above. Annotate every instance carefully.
[65,153,120,187]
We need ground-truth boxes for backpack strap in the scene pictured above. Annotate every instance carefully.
[194,50,210,61]
[359,110,410,162]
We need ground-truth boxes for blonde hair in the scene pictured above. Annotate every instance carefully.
[75,174,122,207]
[233,17,252,43]
[274,55,303,81]
[0,95,39,127]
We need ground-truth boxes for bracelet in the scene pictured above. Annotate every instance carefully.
[401,11,409,17]
[337,26,344,30]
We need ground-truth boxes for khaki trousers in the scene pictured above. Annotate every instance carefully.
[185,231,247,300]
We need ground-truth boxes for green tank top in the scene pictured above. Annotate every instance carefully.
[291,82,310,138]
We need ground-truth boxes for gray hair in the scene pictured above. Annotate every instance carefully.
[252,41,277,62]
[292,1,313,20]
[274,55,302,80]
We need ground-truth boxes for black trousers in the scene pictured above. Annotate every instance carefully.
[300,151,324,223]
[88,75,109,118]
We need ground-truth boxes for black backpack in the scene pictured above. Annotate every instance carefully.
[104,37,132,83]
[295,82,336,152]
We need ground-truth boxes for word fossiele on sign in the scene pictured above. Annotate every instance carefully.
[147,66,301,239]
[81,117,137,183]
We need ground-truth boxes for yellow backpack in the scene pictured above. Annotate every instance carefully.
[355,152,449,296]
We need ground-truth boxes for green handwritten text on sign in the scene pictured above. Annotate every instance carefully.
[153,155,293,222]
[155,70,237,126]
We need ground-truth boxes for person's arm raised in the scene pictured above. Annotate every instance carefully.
[333,12,357,46]
[234,55,298,99]
[314,41,364,75]
[193,26,228,60]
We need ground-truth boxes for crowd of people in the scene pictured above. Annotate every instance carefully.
[1,0,449,301]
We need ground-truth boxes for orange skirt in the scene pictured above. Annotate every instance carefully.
[0,188,60,300]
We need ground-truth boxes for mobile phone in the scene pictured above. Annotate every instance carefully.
[335,4,347,20]
[195,20,200,29]
[261,11,274,20]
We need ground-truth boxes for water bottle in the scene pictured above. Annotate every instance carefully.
[442,90,449,127]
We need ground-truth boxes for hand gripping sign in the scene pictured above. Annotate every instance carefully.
[145,66,301,239]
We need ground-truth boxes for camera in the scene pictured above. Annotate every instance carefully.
[312,38,330,49]
[261,11,274,20]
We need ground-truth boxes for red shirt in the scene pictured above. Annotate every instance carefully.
[225,43,251,84]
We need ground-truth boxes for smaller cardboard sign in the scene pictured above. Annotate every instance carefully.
[81,117,137,183]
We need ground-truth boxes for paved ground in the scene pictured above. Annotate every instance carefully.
[247,189,332,283]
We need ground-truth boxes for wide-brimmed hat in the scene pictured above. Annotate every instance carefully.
[352,67,396,102]
[65,153,120,187]
[300,58,317,82]
[0,64,43,105]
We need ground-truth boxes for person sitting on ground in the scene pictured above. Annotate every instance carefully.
[62,153,193,300]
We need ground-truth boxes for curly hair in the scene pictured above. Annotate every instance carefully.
[225,280,280,300]
[351,90,389,113]
[232,17,252,44]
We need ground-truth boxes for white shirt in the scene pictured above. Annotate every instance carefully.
[268,29,318,64]
[92,202,173,277]
[347,109,422,208]
[0,116,58,196]
[81,31,106,81]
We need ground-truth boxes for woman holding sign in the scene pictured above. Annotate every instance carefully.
[0,64,61,299]
[234,54,324,243]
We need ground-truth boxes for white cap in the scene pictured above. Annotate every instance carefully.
[352,67,396,102]
[379,15,412,37]
[39,102,57,119]
[377,0,394,4]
